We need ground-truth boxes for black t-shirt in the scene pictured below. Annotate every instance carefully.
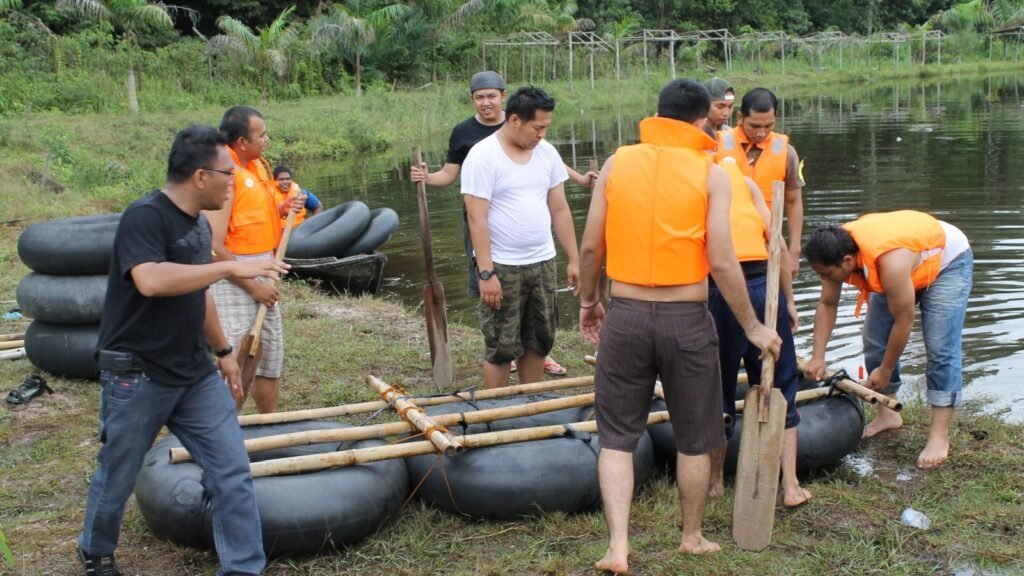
[445,116,503,165]
[97,190,216,386]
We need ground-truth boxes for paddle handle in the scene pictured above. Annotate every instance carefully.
[250,208,296,349]
[413,146,439,286]
[758,182,786,422]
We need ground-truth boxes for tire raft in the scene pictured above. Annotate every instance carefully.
[406,395,655,520]
[17,214,120,275]
[286,201,371,259]
[135,421,410,556]
[24,321,99,380]
[341,208,400,257]
[648,384,864,474]
[16,273,107,324]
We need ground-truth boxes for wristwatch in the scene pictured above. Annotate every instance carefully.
[213,345,233,358]
[477,269,495,281]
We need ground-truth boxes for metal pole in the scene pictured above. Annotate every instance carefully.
[569,34,574,90]
[670,39,676,79]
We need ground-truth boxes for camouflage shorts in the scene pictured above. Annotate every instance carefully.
[478,258,557,364]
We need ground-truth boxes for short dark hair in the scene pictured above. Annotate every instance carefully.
[167,125,228,184]
[505,86,555,123]
[803,225,859,267]
[657,78,711,123]
[220,106,262,143]
[740,87,778,116]
[273,165,292,179]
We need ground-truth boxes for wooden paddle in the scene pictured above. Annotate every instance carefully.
[237,209,297,391]
[414,146,452,392]
[733,181,788,552]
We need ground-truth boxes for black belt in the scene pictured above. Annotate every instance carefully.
[709,260,767,288]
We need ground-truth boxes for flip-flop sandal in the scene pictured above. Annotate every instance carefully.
[544,359,568,376]
[510,360,517,373]
[5,374,53,405]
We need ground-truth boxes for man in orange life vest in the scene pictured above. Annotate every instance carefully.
[716,88,805,277]
[803,211,973,469]
[578,78,781,573]
[205,106,303,414]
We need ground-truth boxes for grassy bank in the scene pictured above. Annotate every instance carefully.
[1,284,1023,575]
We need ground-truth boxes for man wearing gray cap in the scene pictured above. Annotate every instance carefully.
[704,77,735,136]
[412,71,593,378]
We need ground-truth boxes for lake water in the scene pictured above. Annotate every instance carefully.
[294,74,1024,422]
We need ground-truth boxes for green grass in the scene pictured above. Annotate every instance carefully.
[1,283,1023,575]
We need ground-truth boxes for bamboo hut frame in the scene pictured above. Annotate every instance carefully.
[482,31,560,84]
[567,31,612,90]
[735,31,789,74]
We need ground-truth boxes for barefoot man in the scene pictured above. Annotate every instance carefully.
[803,211,973,469]
[578,78,781,573]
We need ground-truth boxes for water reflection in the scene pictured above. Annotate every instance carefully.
[295,74,1024,422]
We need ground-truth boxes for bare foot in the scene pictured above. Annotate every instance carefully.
[862,411,903,439]
[679,535,721,555]
[708,479,725,498]
[917,438,949,469]
[783,486,813,507]
[595,549,628,574]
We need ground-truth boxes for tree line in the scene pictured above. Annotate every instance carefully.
[2,0,1023,114]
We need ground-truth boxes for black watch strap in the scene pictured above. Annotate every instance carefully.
[213,345,233,358]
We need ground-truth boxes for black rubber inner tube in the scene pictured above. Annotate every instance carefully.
[341,207,400,257]
[286,201,372,259]
[405,394,655,520]
[18,214,120,275]
[24,321,99,380]
[17,273,107,324]
[135,421,410,556]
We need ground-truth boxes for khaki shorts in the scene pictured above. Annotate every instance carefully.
[210,278,284,379]
[477,258,557,365]
[594,298,724,455]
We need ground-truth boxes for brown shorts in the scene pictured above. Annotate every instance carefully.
[594,298,724,455]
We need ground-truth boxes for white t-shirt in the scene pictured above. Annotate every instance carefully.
[938,220,970,270]
[460,133,568,265]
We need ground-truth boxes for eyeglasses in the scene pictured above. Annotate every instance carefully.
[203,167,235,177]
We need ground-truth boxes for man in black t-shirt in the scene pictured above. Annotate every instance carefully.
[411,72,595,377]
[77,125,288,576]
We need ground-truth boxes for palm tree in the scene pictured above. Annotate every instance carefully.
[208,5,300,106]
[55,0,184,113]
[0,0,23,10]
[940,0,994,62]
[311,1,409,96]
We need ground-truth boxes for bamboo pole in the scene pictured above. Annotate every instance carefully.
[735,386,836,412]
[0,340,25,351]
[366,375,462,456]
[238,376,595,426]
[173,392,597,463]
[249,411,672,478]
[796,358,902,411]
[0,347,26,360]
[1,333,25,342]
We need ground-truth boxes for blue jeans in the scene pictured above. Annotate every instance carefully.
[863,249,973,408]
[709,275,800,438]
[80,369,265,576]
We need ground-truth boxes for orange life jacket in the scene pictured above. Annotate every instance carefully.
[719,158,768,263]
[275,181,307,227]
[226,149,281,255]
[605,116,716,287]
[716,127,789,212]
[843,210,946,316]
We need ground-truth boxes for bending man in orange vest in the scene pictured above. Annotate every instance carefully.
[578,78,781,573]
[716,88,805,277]
[205,106,303,413]
[803,211,973,469]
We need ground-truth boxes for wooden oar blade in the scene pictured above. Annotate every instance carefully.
[423,282,452,391]
[236,333,261,392]
[732,385,787,551]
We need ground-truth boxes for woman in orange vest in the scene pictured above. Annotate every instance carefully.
[272,165,320,227]
[803,211,973,470]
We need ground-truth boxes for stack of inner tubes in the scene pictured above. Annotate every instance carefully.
[16,214,119,380]
[286,201,399,259]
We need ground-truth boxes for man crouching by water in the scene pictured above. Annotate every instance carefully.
[78,125,288,576]
[577,78,781,573]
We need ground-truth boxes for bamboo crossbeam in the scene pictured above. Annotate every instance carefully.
[248,411,672,478]
[796,358,902,412]
[171,392,597,463]
[0,340,24,351]
[238,375,595,426]
[366,375,462,456]
[735,386,837,412]
[0,333,25,342]
[0,347,26,360]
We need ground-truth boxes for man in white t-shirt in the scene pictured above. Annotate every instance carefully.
[461,86,581,389]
